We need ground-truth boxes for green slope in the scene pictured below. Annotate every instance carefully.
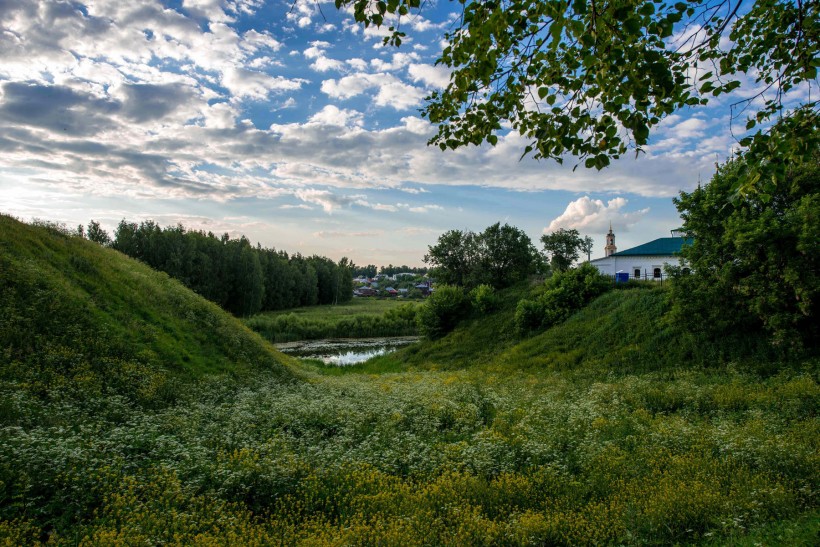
[0,218,817,545]
[360,283,787,377]
[0,214,294,408]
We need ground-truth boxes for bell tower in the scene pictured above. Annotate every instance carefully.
[605,223,617,257]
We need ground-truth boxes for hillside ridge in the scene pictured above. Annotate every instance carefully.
[0,214,295,409]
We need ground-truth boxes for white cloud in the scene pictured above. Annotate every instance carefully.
[203,101,237,128]
[321,73,426,110]
[373,79,426,109]
[321,73,379,99]
[276,97,297,110]
[0,0,744,213]
[294,189,357,213]
[311,56,345,72]
[399,186,429,194]
[545,196,649,233]
[370,52,420,71]
[221,68,305,99]
[408,63,451,88]
[304,41,331,59]
[286,0,317,28]
[408,204,443,213]
[241,29,282,54]
[309,105,363,127]
[347,58,368,71]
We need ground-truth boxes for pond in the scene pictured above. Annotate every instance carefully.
[275,336,420,366]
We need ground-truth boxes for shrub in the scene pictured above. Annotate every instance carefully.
[470,284,498,314]
[515,263,612,333]
[416,285,468,339]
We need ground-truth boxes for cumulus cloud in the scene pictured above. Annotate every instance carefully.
[0,0,741,215]
[221,68,305,99]
[545,196,650,233]
[370,52,420,71]
[285,0,318,28]
[408,63,451,88]
[309,105,363,127]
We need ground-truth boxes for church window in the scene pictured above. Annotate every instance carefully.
[633,268,641,279]
[653,267,661,279]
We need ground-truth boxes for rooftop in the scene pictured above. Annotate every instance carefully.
[611,237,693,257]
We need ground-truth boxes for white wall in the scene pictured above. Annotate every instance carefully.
[589,255,684,280]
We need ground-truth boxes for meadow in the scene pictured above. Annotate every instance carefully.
[245,298,420,342]
[1,215,817,545]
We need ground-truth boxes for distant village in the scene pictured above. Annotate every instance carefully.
[353,272,434,299]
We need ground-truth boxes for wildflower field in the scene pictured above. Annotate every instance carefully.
[1,215,818,545]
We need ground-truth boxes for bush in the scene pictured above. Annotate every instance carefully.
[416,285,468,339]
[470,284,498,314]
[515,264,612,333]
[670,153,819,351]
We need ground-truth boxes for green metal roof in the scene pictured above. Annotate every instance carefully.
[612,237,693,257]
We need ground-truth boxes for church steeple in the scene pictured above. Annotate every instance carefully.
[605,223,617,257]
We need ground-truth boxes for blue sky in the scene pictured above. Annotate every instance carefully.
[0,0,779,266]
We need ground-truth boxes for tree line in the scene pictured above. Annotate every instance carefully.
[424,222,598,291]
[87,220,353,316]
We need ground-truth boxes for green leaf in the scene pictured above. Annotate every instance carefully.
[623,16,642,35]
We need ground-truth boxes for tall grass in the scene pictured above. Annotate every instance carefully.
[1,215,817,545]
[1,363,816,544]
[246,302,419,342]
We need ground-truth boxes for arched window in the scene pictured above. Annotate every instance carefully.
[653,267,661,279]
[633,268,641,279]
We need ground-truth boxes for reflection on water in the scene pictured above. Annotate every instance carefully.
[275,337,419,366]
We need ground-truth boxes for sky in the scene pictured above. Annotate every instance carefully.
[0,0,777,267]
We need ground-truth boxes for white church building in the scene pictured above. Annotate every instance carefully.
[589,226,692,280]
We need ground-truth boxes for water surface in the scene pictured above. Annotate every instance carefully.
[276,336,419,365]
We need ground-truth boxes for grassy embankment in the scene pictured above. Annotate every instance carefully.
[1,214,817,545]
[245,298,420,342]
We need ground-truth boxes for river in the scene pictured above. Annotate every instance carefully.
[275,336,420,365]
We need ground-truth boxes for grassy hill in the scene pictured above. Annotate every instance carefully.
[1,218,817,545]
[357,282,781,376]
[0,214,294,411]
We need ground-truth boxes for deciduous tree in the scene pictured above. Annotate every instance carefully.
[86,220,111,246]
[541,228,583,271]
[425,223,539,288]
[338,0,819,193]
[669,145,819,350]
